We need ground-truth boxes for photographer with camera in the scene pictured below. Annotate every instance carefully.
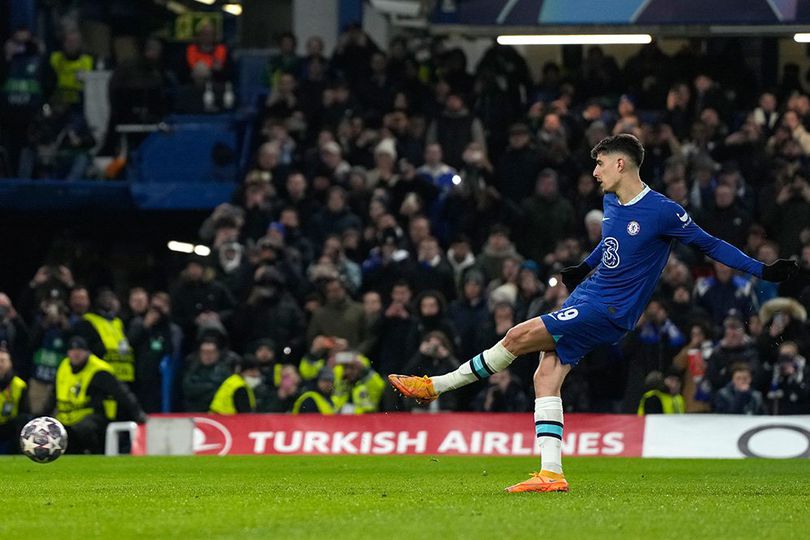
[16,265,74,323]
[298,334,348,382]
[756,297,807,368]
[765,341,810,415]
[0,293,30,379]
[401,331,459,411]
[473,369,529,413]
[128,292,179,413]
[28,297,71,414]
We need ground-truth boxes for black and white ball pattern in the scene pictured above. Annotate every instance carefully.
[19,416,68,463]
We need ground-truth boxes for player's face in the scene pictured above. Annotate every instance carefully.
[593,152,621,193]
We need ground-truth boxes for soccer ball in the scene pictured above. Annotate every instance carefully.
[19,416,68,463]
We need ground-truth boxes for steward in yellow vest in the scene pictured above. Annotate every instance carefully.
[333,352,384,414]
[74,289,135,383]
[298,335,342,382]
[637,369,686,415]
[0,348,30,452]
[637,390,686,415]
[209,356,259,414]
[49,31,93,106]
[248,339,283,412]
[292,367,337,414]
[53,336,145,454]
[247,339,281,383]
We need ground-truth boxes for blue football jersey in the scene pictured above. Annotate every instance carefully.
[568,185,764,330]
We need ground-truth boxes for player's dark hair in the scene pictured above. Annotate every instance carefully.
[590,134,645,167]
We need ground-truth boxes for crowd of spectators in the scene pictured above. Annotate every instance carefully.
[0,20,237,178]
[2,24,810,421]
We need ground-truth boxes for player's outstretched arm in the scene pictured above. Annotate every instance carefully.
[662,202,797,282]
[686,228,797,282]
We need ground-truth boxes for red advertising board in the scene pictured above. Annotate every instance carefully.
[143,413,645,457]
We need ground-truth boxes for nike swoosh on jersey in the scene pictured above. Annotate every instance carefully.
[602,217,610,221]
[677,212,689,222]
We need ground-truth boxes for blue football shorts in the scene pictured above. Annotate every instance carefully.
[539,301,627,366]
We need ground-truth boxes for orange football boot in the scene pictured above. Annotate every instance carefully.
[387,374,439,404]
[505,470,569,493]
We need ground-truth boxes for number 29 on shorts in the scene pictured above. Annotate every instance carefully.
[551,308,579,321]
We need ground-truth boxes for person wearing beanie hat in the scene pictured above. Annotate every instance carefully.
[365,138,400,189]
[319,140,351,181]
[292,366,337,414]
[321,140,342,156]
[267,221,286,239]
[463,268,486,286]
[374,138,397,161]
[519,260,541,278]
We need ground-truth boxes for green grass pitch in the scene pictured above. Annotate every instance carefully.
[4,455,809,539]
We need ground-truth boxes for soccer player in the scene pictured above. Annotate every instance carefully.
[388,134,798,493]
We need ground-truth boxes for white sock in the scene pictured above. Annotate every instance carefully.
[431,341,516,393]
[535,396,564,474]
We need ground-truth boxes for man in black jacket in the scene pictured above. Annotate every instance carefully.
[229,266,305,356]
[128,292,179,413]
[170,256,236,348]
[181,336,237,412]
[496,123,543,203]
